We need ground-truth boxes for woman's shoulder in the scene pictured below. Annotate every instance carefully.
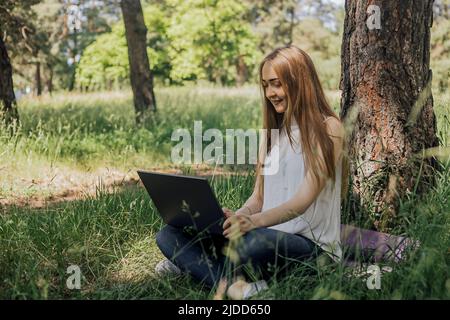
[323,116,344,139]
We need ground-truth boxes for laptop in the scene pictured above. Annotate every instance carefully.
[137,170,225,237]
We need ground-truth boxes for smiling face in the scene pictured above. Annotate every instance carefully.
[261,62,288,113]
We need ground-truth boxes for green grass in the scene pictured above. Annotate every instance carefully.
[0,175,257,299]
[0,167,448,299]
[4,87,263,171]
[0,88,449,299]
[0,87,264,200]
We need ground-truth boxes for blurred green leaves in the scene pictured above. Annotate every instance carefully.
[76,1,261,89]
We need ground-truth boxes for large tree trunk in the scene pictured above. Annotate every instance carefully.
[0,35,19,127]
[340,0,440,231]
[120,0,156,125]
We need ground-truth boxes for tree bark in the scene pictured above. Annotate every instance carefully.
[340,0,440,231]
[120,0,157,125]
[0,35,19,127]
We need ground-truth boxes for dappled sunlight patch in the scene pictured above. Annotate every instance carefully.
[0,162,138,208]
[0,158,248,209]
[95,236,211,299]
[105,236,165,284]
[18,91,132,112]
[311,287,349,300]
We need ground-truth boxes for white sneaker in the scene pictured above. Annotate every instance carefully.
[227,279,269,300]
[155,259,183,277]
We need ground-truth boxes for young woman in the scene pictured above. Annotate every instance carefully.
[155,45,345,299]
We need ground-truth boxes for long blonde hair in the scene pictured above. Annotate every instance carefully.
[256,45,342,199]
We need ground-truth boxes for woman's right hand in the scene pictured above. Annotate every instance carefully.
[222,207,235,218]
[223,207,251,218]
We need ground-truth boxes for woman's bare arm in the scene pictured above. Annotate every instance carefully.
[234,174,263,215]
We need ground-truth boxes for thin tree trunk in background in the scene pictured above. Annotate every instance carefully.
[35,61,42,96]
[47,66,53,95]
[120,0,156,125]
[340,0,440,231]
[287,5,295,45]
[0,35,19,127]
[235,55,248,86]
[68,29,77,92]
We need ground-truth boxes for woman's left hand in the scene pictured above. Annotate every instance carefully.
[222,214,258,240]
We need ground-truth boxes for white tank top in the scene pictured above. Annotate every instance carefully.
[262,118,342,261]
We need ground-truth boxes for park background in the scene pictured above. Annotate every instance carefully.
[0,0,449,299]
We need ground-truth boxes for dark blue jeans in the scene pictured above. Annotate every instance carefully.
[156,224,322,289]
